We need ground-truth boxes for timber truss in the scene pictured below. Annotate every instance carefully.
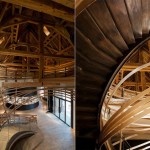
[0,1,74,81]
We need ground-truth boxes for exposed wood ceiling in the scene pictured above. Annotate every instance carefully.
[0,1,74,81]
[115,40,150,92]
[1,0,74,22]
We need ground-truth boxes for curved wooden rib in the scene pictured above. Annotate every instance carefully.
[102,86,150,134]
[104,62,150,115]
[100,87,150,145]
[102,96,150,136]
[100,104,150,144]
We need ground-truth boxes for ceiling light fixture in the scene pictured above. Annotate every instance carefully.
[43,26,50,36]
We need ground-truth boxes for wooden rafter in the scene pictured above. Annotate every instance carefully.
[51,0,74,9]
[1,0,74,22]
[0,49,73,59]
[2,77,74,88]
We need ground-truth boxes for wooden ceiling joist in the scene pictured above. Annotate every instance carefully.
[1,0,74,22]
[0,49,73,60]
[0,20,29,30]
[51,0,74,9]
[76,0,96,16]
[2,77,74,88]
[0,63,37,67]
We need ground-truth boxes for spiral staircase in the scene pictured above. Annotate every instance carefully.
[76,0,150,149]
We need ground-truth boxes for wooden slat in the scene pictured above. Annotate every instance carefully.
[51,0,74,9]
[87,0,128,50]
[2,77,74,88]
[0,49,73,59]
[102,86,150,136]
[76,28,117,68]
[0,20,29,30]
[100,104,150,144]
[76,0,96,16]
[102,96,150,136]
[77,51,111,74]
[127,141,150,150]
[112,134,138,146]
[1,0,74,22]
[105,0,135,44]
[125,0,142,38]
[77,10,123,58]
[141,0,150,34]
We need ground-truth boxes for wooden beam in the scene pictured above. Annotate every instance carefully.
[112,134,138,146]
[127,141,150,150]
[9,42,39,49]
[0,61,74,68]
[100,102,150,144]
[1,0,74,22]
[14,14,56,26]
[2,77,75,88]
[76,0,96,16]
[0,63,24,67]
[0,20,28,30]
[44,33,59,46]
[122,63,150,71]
[51,0,74,9]
[101,86,150,139]
[38,18,44,82]
[57,45,73,54]
[123,82,150,86]
[0,49,73,59]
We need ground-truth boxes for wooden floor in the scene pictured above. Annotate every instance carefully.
[0,100,75,150]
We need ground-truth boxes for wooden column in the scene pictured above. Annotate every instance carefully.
[27,30,30,73]
[39,13,44,82]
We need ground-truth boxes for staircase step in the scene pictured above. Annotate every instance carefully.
[77,9,123,58]
[87,0,130,48]
[125,0,142,38]
[77,55,112,73]
[76,30,117,67]
[105,0,135,44]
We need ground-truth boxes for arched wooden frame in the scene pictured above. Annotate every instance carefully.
[99,35,150,130]
[99,36,150,147]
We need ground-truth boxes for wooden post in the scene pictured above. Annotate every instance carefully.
[38,13,44,82]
